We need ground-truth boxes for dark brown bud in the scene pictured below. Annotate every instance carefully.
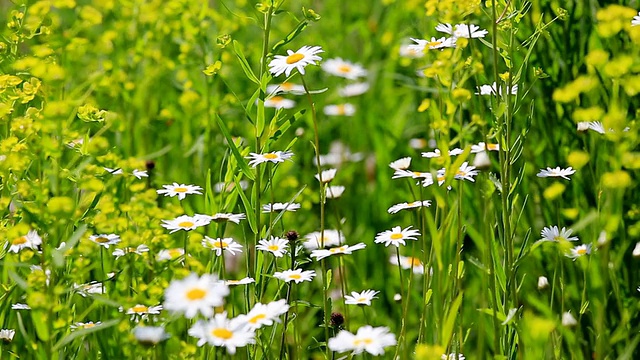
[285,231,299,242]
[330,312,344,328]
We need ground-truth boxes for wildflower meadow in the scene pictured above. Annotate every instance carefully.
[2,0,640,359]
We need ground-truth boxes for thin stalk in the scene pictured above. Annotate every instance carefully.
[393,246,407,359]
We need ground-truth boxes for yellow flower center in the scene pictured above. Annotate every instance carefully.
[390,233,403,240]
[437,175,445,182]
[428,41,442,47]
[487,144,499,151]
[94,237,110,243]
[338,65,352,73]
[407,201,418,206]
[289,274,302,280]
[268,245,279,251]
[173,187,188,193]
[286,53,304,64]
[281,82,293,90]
[83,323,96,329]
[212,241,228,249]
[211,328,233,340]
[131,305,148,313]
[227,280,239,284]
[354,338,373,345]
[249,313,266,324]
[168,249,182,258]
[577,248,587,255]
[335,104,345,114]
[269,96,284,103]
[357,297,367,302]
[178,221,194,228]
[408,257,421,266]
[186,288,207,301]
[456,170,466,177]
[12,236,27,245]
[263,153,279,160]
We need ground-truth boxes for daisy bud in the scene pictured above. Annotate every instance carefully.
[0,329,15,343]
[597,231,608,246]
[537,276,549,290]
[577,122,590,132]
[472,151,491,170]
[330,312,344,328]
[285,230,299,242]
[561,311,577,327]
[393,293,402,302]
[632,242,640,257]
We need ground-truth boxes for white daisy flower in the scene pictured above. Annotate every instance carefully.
[202,237,243,256]
[409,37,456,52]
[11,303,30,310]
[577,122,590,132]
[562,311,577,326]
[267,82,306,95]
[89,233,120,248]
[268,45,323,77]
[338,82,370,97]
[442,353,466,360]
[389,255,425,274]
[375,226,421,247]
[633,242,640,257]
[132,169,148,179]
[540,226,579,242]
[310,243,366,261]
[633,12,640,26]
[70,321,102,330]
[214,180,249,193]
[273,269,316,283]
[303,230,345,250]
[164,273,229,319]
[74,282,105,297]
[537,276,549,290]
[188,312,255,354]
[536,167,576,180]
[0,329,15,342]
[212,213,246,224]
[409,138,429,149]
[133,326,170,345]
[263,96,296,109]
[225,277,255,286]
[321,58,367,80]
[392,169,432,180]
[126,304,163,321]
[326,185,346,199]
[247,150,294,167]
[566,244,592,260]
[344,290,379,306]
[455,162,479,182]
[262,202,301,213]
[323,104,356,116]
[161,215,211,234]
[244,299,290,330]
[112,244,150,259]
[470,142,500,153]
[156,248,184,261]
[587,121,606,134]
[256,236,289,258]
[388,200,431,214]
[476,82,518,96]
[315,168,337,183]
[328,325,397,355]
[422,148,463,158]
[7,230,42,253]
[104,167,123,175]
[389,157,411,170]
[436,23,488,38]
[399,43,425,58]
[156,183,203,200]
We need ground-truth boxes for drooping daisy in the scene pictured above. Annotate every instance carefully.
[256,236,289,258]
[540,226,579,242]
[476,82,518,96]
[321,58,367,80]
[164,273,229,319]
[344,290,379,306]
[409,37,456,52]
[315,168,337,183]
[538,276,549,289]
[211,213,246,224]
[442,353,466,360]
[89,234,121,248]
[104,167,123,175]
[263,96,296,109]
[455,162,480,182]
[436,23,488,38]
[7,230,42,253]
[267,82,306,95]
[262,202,301,213]
[326,185,346,199]
[389,157,411,170]
[269,45,323,77]
[74,282,105,297]
[338,82,370,97]
[225,277,255,286]
[323,104,356,116]
[562,311,577,326]
[399,43,425,58]
[156,248,185,261]
[303,230,344,250]
[133,326,170,345]
[273,269,316,283]
[161,215,210,234]
[633,12,640,26]
[132,169,148,179]
[375,226,421,247]
[188,312,255,354]
[126,304,163,321]
[202,237,243,256]
[473,151,493,168]
[633,242,640,257]
[587,121,606,134]
[310,243,366,261]
[156,183,203,201]
[388,200,431,214]
[389,255,425,274]
[247,150,294,167]
[11,303,30,310]
[70,321,102,330]
[112,244,150,259]
[566,244,592,260]
[470,142,500,153]
[0,329,15,342]
[328,325,397,355]
[244,299,290,330]
[536,167,576,180]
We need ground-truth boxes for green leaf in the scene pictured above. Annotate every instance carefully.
[215,113,255,181]
[442,294,463,346]
[271,20,309,54]
[325,269,332,290]
[232,40,260,85]
[53,319,120,351]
